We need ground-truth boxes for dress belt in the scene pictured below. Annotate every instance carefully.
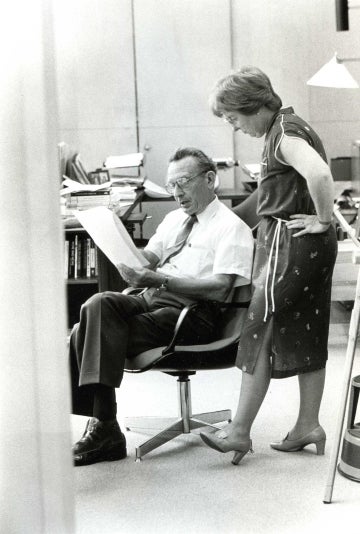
[263,217,287,322]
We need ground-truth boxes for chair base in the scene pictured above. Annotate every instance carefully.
[125,409,231,461]
[125,374,232,460]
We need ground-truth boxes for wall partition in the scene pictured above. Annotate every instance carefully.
[133,0,234,233]
[1,0,75,532]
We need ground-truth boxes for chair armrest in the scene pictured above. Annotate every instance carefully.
[161,299,250,356]
[162,303,199,355]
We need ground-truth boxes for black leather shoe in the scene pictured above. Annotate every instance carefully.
[73,417,127,466]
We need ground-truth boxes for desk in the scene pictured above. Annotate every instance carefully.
[137,186,252,240]
[332,240,360,301]
[330,240,360,345]
[140,187,251,207]
[114,189,145,219]
[216,187,252,207]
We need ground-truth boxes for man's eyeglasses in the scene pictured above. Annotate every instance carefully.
[165,170,208,194]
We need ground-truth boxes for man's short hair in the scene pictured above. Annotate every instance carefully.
[169,147,217,174]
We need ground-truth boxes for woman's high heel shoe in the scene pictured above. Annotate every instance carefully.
[199,430,254,465]
[270,425,326,455]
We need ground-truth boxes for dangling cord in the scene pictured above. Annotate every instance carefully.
[263,220,278,321]
[263,218,284,322]
[270,219,282,314]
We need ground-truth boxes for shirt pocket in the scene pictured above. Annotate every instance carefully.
[177,242,213,277]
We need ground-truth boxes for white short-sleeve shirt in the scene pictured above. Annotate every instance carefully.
[145,197,253,287]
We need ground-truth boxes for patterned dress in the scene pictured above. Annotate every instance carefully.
[236,107,338,378]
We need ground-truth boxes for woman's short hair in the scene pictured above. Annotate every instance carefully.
[169,147,217,174]
[209,66,282,117]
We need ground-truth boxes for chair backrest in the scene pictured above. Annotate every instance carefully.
[124,283,251,373]
[217,283,251,342]
[152,283,251,372]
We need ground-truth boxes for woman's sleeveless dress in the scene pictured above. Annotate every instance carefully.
[236,107,338,378]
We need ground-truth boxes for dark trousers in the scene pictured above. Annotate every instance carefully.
[70,290,217,417]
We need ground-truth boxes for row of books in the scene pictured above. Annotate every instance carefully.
[64,234,99,279]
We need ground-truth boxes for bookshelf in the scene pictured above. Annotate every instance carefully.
[64,227,99,327]
[64,189,146,328]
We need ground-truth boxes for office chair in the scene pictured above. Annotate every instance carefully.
[124,283,251,461]
[123,193,257,460]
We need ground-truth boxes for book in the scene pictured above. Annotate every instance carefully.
[58,142,70,183]
[64,239,69,279]
[74,234,79,278]
[86,238,91,278]
[90,240,96,277]
[70,189,111,197]
[71,161,89,184]
[69,153,91,184]
[74,154,90,183]
[68,236,75,278]
[60,177,112,196]
[75,207,148,269]
[67,189,112,209]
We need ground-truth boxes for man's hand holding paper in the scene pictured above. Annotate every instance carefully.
[117,263,163,288]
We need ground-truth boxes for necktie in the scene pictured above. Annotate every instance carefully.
[160,214,197,267]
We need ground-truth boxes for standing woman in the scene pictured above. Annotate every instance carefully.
[200,66,337,465]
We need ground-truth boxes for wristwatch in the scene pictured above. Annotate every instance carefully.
[159,276,169,291]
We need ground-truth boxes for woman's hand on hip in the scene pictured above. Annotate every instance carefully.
[286,214,331,237]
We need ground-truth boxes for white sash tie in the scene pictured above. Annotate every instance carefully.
[263,217,287,322]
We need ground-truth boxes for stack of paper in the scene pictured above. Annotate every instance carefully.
[104,153,144,182]
[104,153,144,169]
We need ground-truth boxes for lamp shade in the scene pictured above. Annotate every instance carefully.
[307,55,359,88]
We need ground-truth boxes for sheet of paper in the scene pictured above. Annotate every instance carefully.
[144,179,172,198]
[104,152,144,169]
[75,207,148,268]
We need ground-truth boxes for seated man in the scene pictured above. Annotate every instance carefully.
[70,147,254,466]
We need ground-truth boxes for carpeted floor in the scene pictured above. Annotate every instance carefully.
[71,319,360,534]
